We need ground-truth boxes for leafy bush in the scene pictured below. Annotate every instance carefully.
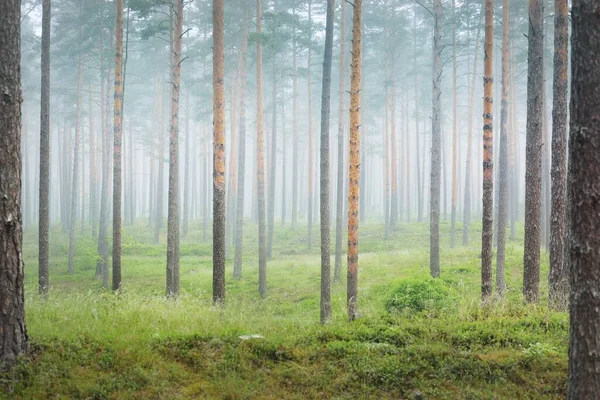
[386,278,449,314]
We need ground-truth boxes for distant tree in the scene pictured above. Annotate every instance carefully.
[68,58,83,275]
[495,0,509,297]
[166,0,183,298]
[0,0,29,367]
[450,0,458,248]
[212,0,226,303]
[307,0,314,251]
[319,0,334,323]
[112,0,124,292]
[548,0,568,309]
[97,6,110,288]
[429,0,442,278]
[291,7,298,230]
[257,0,268,298]
[568,0,600,395]
[39,0,51,296]
[233,7,249,280]
[523,0,543,303]
[462,4,482,247]
[153,73,165,245]
[481,0,494,301]
[347,0,362,322]
[334,0,347,283]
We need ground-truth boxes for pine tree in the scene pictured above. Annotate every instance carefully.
[568,0,600,395]
[212,0,226,303]
[0,0,29,367]
[523,0,544,304]
[38,0,51,296]
[347,0,362,322]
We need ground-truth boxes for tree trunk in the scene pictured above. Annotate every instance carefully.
[256,0,268,299]
[212,0,226,303]
[154,72,164,245]
[568,1,600,395]
[481,0,494,301]
[413,2,422,224]
[496,0,510,298]
[97,14,110,287]
[267,59,277,260]
[347,0,362,322]
[430,0,442,278]
[319,0,334,324]
[233,9,249,280]
[390,44,398,229]
[334,0,347,283]
[291,9,298,230]
[549,0,568,310]
[166,0,183,299]
[523,0,543,304]
[38,0,51,296]
[450,0,458,248]
[89,84,97,238]
[307,0,314,250]
[0,0,29,367]
[68,58,83,275]
[203,124,208,242]
[463,7,482,246]
[112,0,124,292]
[182,94,190,238]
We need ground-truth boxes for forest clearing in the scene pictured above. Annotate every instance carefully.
[6,222,567,399]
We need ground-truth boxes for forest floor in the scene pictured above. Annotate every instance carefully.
[2,220,567,399]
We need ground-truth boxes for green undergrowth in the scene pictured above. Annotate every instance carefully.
[2,220,566,399]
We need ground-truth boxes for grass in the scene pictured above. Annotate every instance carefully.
[1,219,567,399]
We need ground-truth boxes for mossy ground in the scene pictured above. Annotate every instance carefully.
[2,220,567,399]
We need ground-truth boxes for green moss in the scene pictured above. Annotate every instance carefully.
[0,221,566,399]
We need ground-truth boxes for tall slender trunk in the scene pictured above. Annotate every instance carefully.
[481,0,494,301]
[463,6,482,246]
[38,0,51,296]
[390,43,398,229]
[523,0,543,304]
[334,0,347,283]
[112,0,124,292]
[182,94,190,237]
[291,9,298,230]
[450,0,458,248]
[212,0,226,303]
[307,0,314,250]
[0,0,29,366]
[97,13,110,286]
[154,72,164,245]
[267,58,277,260]
[89,84,97,237]
[319,0,335,324]
[281,101,287,226]
[233,9,249,280]
[166,0,183,299]
[347,0,362,322]
[509,47,518,241]
[256,0,268,298]
[548,0,568,309]
[414,3,422,223]
[568,2,600,395]
[226,49,240,253]
[496,0,510,297]
[203,124,208,241]
[68,58,83,275]
[430,0,442,278]
[383,66,390,238]
[81,109,85,234]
